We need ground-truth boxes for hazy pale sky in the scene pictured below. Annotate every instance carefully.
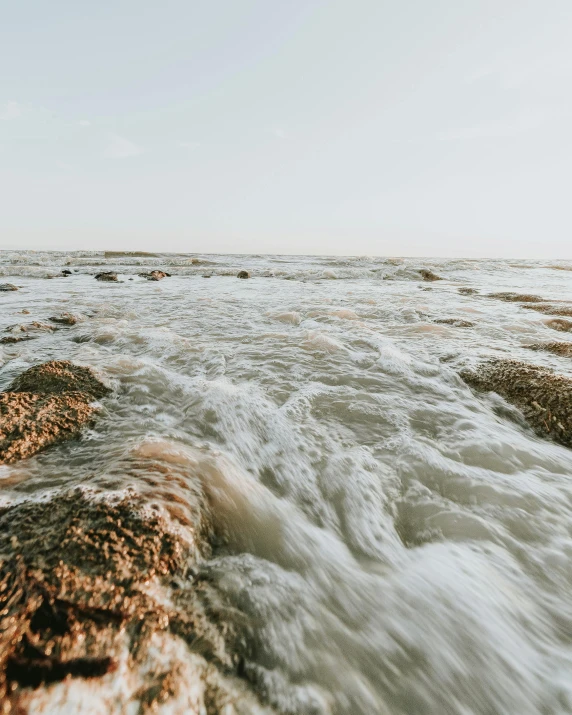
[1,0,571,257]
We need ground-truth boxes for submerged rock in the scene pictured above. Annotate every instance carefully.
[0,361,110,463]
[0,335,37,345]
[62,269,72,276]
[546,318,572,332]
[49,312,79,326]
[139,270,171,281]
[237,270,250,279]
[525,342,572,357]
[487,292,545,302]
[0,489,270,712]
[419,269,442,281]
[5,321,55,336]
[0,283,18,291]
[434,318,475,328]
[461,359,572,448]
[95,272,118,282]
[522,304,572,317]
[458,287,478,295]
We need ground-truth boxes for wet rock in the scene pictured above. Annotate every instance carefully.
[458,287,478,295]
[49,312,79,326]
[237,270,251,279]
[0,283,18,291]
[487,292,545,302]
[419,269,442,282]
[0,361,110,463]
[461,359,572,448]
[61,269,72,276]
[139,270,171,281]
[95,272,118,282]
[5,321,56,336]
[546,318,572,332]
[0,335,37,345]
[0,489,269,712]
[522,304,572,317]
[9,360,109,399]
[434,318,475,328]
[525,342,572,357]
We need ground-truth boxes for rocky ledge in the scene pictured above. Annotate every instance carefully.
[139,270,171,281]
[0,488,269,713]
[0,361,110,463]
[461,358,572,448]
[419,269,442,281]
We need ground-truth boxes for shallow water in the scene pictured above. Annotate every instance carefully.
[2,251,572,714]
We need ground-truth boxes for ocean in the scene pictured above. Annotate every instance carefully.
[2,251,572,714]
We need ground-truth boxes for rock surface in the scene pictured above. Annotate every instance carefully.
[0,283,18,291]
[546,318,572,332]
[0,489,271,713]
[525,342,572,357]
[487,292,544,302]
[237,270,251,279]
[0,361,110,463]
[461,359,572,448]
[458,287,478,295]
[139,270,170,281]
[522,304,572,317]
[95,272,118,282]
[49,312,79,326]
[434,318,475,328]
[419,269,442,281]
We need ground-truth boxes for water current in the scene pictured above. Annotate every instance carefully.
[2,251,572,714]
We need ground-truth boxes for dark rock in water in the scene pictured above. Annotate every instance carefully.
[237,270,250,279]
[139,270,170,281]
[487,292,545,303]
[434,318,475,328]
[10,360,109,399]
[0,361,110,463]
[461,359,572,448]
[459,287,478,295]
[0,283,18,291]
[49,312,78,326]
[95,272,118,282]
[202,274,212,278]
[419,269,442,281]
[546,318,572,332]
[522,304,572,317]
[0,489,267,711]
[104,250,158,258]
[61,269,72,276]
[525,342,572,357]
[0,335,37,345]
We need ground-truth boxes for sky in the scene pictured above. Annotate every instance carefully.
[1,0,572,258]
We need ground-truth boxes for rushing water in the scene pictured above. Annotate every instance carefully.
[2,251,572,714]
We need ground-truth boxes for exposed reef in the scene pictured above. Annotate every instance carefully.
[0,487,270,713]
[95,272,118,282]
[461,359,572,448]
[0,361,110,464]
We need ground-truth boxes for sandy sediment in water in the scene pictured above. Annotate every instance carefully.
[0,487,270,713]
[461,359,572,448]
[0,361,110,463]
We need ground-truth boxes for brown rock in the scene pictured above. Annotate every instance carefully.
[0,489,268,711]
[458,287,478,295]
[49,312,78,326]
[0,361,110,463]
[461,359,572,448]
[10,360,109,399]
[487,292,545,302]
[139,270,170,281]
[419,269,442,281]
[522,304,572,317]
[546,318,572,332]
[434,318,475,328]
[237,270,250,279]
[0,335,37,345]
[525,342,572,357]
[95,272,118,282]
[0,283,18,291]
